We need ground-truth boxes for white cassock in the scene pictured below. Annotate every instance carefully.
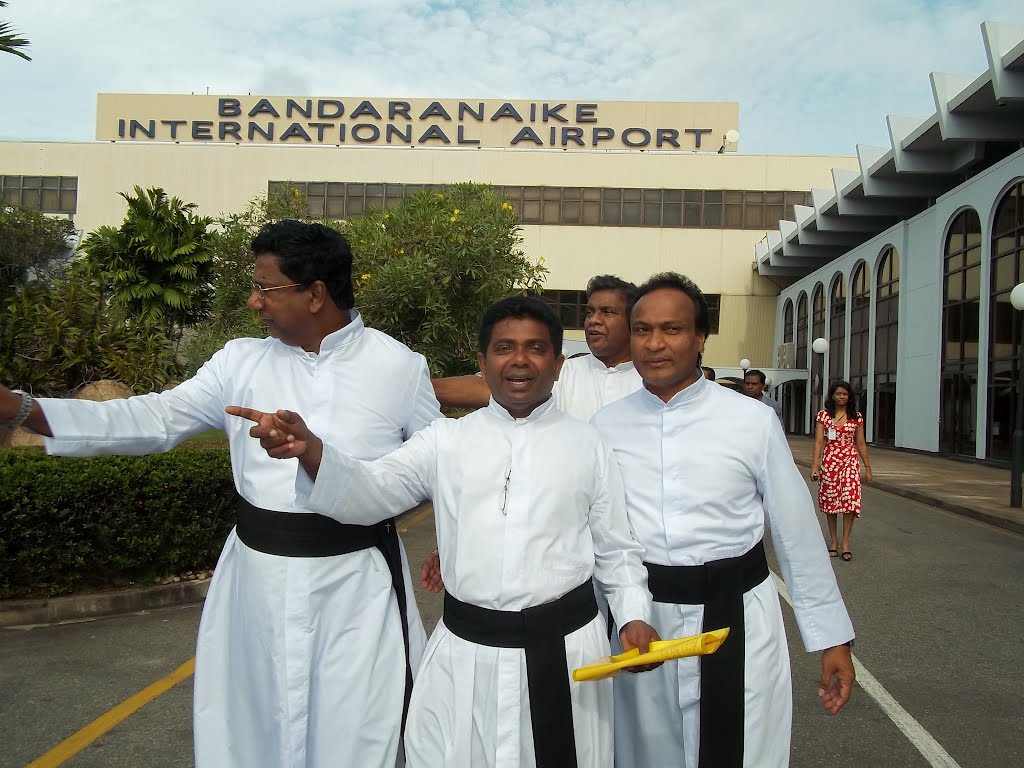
[36,313,440,768]
[591,375,854,768]
[299,397,652,768]
[552,353,642,421]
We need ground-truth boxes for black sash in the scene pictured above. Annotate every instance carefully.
[235,497,414,731]
[442,579,598,768]
[645,540,769,768]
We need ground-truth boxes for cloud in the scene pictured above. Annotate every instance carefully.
[1,0,1021,154]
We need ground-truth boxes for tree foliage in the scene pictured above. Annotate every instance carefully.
[0,205,77,300]
[79,186,215,344]
[0,262,182,397]
[179,183,316,376]
[0,1,30,61]
[345,183,546,376]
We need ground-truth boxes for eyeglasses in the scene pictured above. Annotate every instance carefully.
[251,280,302,298]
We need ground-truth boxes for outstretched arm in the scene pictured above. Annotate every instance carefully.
[225,406,323,479]
[0,385,51,437]
[227,404,436,526]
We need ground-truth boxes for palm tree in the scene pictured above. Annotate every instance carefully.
[79,186,216,346]
[0,1,31,61]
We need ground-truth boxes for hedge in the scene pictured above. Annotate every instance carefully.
[0,444,236,599]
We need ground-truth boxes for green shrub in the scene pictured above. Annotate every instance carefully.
[345,183,546,376]
[0,444,235,599]
[0,266,182,397]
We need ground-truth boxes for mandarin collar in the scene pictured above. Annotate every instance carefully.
[581,354,636,375]
[281,310,365,358]
[486,394,558,423]
[639,369,708,409]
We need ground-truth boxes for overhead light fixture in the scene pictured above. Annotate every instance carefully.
[718,129,740,154]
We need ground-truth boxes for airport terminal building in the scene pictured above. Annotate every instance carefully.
[760,21,1024,459]
[7,20,1020,459]
[0,95,854,373]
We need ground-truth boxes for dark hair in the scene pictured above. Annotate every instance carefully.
[701,366,717,381]
[744,369,766,385]
[586,274,640,315]
[634,272,711,336]
[251,220,354,310]
[825,380,857,417]
[478,296,563,355]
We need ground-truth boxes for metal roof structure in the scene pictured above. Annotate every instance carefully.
[755,21,1024,278]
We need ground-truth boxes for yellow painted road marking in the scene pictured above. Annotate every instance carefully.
[26,507,434,767]
[26,658,195,768]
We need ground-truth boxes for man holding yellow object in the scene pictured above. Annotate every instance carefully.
[591,273,856,768]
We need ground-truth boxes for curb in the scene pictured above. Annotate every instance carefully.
[0,578,211,629]
[0,505,434,629]
[790,457,1024,537]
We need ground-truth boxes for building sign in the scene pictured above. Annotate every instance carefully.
[96,94,739,152]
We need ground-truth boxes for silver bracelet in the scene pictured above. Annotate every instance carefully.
[3,390,33,431]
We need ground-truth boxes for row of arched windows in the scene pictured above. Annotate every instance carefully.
[939,183,1024,459]
[782,248,899,443]
[781,178,1024,457]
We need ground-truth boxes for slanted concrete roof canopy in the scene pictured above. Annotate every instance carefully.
[756,21,1024,278]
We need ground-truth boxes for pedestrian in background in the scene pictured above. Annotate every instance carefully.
[811,380,872,561]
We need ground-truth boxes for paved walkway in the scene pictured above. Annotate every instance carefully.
[787,435,1024,535]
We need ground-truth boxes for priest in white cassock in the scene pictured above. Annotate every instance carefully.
[422,275,644,583]
[430,274,642,421]
[590,272,856,768]
[0,220,441,768]
[229,296,660,768]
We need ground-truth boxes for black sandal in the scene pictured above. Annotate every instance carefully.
[828,549,839,558]
[841,551,853,561]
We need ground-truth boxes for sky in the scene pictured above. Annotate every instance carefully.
[1,0,1022,155]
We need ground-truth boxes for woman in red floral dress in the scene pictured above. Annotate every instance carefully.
[810,380,872,561]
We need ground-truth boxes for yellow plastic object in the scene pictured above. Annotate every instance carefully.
[572,627,730,682]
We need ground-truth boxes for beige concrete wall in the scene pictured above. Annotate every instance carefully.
[2,141,857,235]
[1,140,855,366]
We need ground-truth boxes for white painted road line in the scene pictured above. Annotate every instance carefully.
[772,572,963,768]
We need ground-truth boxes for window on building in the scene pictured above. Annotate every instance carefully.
[540,290,588,330]
[941,208,982,457]
[783,299,794,343]
[988,184,1024,461]
[874,246,899,445]
[0,175,78,214]
[811,283,826,416]
[796,293,809,369]
[829,274,846,383]
[848,262,870,415]
[705,294,721,335]
[541,289,720,334]
[273,181,811,231]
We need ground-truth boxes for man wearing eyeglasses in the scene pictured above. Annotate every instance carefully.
[227,295,658,768]
[0,219,443,768]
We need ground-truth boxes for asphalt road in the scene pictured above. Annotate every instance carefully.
[2,484,1021,767]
